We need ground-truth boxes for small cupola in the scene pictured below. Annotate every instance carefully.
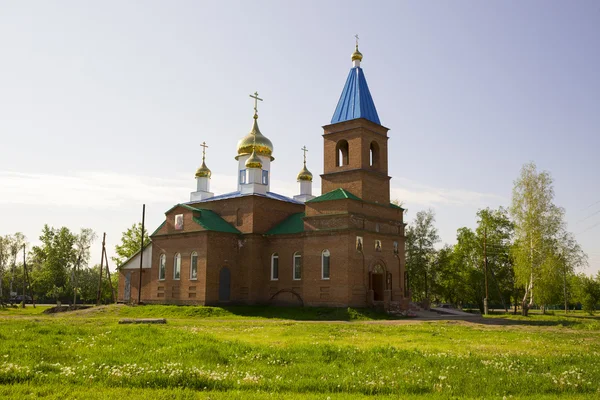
[190,141,214,201]
[294,145,315,203]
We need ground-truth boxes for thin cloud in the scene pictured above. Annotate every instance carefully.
[0,170,503,210]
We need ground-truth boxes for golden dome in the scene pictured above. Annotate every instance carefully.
[245,149,263,169]
[236,117,274,161]
[297,164,313,182]
[351,45,363,62]
[195,161,211,178]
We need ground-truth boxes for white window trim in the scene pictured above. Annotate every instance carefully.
[271,253,279,281]
[158,254,166,281]
[173,253,181,280]
[321,249,330,280]
[190,251,198,281]
[293,252,302,281]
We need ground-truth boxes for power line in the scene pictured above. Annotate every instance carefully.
[575,209,600,225]
[576,221,600,236]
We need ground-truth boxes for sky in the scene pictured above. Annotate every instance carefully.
[1,1,599,275]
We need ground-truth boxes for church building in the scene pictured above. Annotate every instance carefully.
[118,44,409,310]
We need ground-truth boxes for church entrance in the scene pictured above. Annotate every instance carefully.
[370,264,385,302]
[219,267,231,302]
[124,272,131,302]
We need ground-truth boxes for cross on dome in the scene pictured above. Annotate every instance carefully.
[249,91,263,119]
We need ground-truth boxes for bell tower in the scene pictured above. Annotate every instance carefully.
[321,43,391,205]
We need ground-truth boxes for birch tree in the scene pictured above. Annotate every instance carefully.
[510,163,565,315]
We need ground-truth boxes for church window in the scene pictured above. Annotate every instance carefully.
[271,253,279,280]
[159,254,166,280]
[236,209,243,226]
[370,141,380,167]
[321,249,330,280]
[173,253,181,280]
[293,252,302,280]
[262,170,269,185]
[239,169,246,184]
[336,140,349,167]
[190,252,198,280]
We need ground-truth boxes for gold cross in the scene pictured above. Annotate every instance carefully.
[249,91,263,117]
[200,141,208,161]
[301,145,308,165]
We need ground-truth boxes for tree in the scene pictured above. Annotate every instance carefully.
[30,225,77,302]
[405,209,440,303]
[510,163,564,315]
[72,228,97,304]
[510,163,587,315]
[572,274,600,315]
[112,223,150,268]
[477,207,514,312]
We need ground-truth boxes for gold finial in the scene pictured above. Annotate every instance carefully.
[195,141,212,178]
[249,91,263,119]
[352,34,363,62]
[297,145,313,182]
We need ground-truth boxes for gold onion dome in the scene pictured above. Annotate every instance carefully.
[245,149,263,169]
[236,117,274,161]
[195,161,211,178]
[351,45,363,62]
[297,164,313,182]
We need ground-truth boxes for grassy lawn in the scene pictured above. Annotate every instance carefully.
[1,305,599,399]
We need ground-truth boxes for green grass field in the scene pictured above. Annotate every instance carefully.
[1,305,599,399]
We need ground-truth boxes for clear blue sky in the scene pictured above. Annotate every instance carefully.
[1,1,599,274]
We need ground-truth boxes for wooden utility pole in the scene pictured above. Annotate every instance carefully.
[73,255,81,306]
[96,233,106,305]
[23,247,35,308]
[138,204,146,304]
[104,250,116,303]
[483,227,488,315]
[21,246,26,308]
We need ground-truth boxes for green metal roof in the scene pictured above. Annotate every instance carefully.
[306,188,361,203]
[192,209,240,234]
[164,203,201,214]
[266,212,305,235]
[150,221,166,236]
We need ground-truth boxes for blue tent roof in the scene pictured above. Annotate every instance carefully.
[331,67,380,125]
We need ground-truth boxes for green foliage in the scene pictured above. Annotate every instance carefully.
[112,223,150,268]
[30,225,77,300]
[405,209,439,301]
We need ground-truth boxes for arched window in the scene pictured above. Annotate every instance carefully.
[370,141,380,167]
[293,252,302,280]
[336,140,349,167]
[159,254,166,280]
[236,209,243,226]
[321,249,330,280]
[271,253,279,280]
[173,253,181,280]
[190,251,198,280]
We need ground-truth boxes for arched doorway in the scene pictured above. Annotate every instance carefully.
[370,264,385,301]
[219,267,231,302]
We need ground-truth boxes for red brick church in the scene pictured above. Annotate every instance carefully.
[118,44,409,310]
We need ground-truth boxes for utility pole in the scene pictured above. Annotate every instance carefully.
[483,226,488,315]
[73,254,81,306]
[104,250,116,303]
[21,246,26,308]
[138,204,146,304]
[96,233,106,305]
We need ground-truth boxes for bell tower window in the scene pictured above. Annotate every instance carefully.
[370,141,380,168]
[336,140,349,167]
